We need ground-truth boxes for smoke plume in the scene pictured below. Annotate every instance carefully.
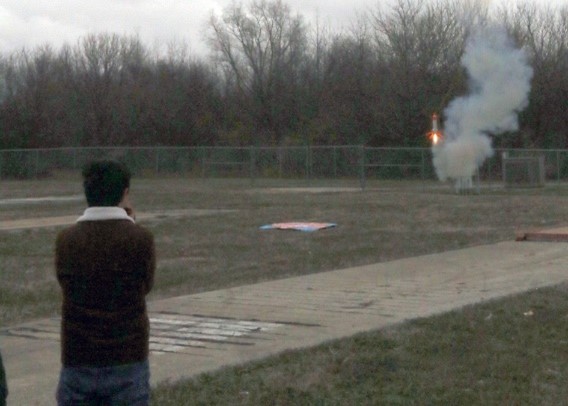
[432,27,533,186]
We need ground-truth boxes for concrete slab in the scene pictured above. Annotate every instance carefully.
[2,240,568,405]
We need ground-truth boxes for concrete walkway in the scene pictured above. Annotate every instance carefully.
[2,240,568,405]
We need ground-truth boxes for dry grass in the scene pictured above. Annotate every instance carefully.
[2,176,568,403]
[1,177,568,325]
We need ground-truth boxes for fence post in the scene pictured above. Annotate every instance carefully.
[279,147,283,178]
[305,145,310,181]
[359,145,366,191]
[421,149,425,190]
[333,146,337,178]
[155,148,160,173]
[249,146,255,184]
[421,149,425,181]
[35,149,40,178]
[557,150,560,183]
[200,147,206,178]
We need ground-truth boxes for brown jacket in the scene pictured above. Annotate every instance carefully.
[55,214,155,367]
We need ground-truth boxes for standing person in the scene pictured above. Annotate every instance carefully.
[55,160,155,406]
[0,351,7,406]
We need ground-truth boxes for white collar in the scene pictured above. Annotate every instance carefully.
[77,207,135,223]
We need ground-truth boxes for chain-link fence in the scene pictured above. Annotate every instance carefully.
[1,146,567,185]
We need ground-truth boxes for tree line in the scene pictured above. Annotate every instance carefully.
[0,0,566,150]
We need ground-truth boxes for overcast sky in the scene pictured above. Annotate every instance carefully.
[1,0,566,57]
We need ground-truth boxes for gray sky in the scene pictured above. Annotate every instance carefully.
[1,0,566,57]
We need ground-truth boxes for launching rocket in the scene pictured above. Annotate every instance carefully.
[432,113,439,132]
[428,113,442,146]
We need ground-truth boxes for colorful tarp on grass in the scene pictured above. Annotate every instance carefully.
[260,222,337,232]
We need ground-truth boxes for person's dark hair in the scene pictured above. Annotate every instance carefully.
[82,160,131,206]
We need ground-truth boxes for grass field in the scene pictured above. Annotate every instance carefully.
[151,283,568,405]
[1,176,567,404]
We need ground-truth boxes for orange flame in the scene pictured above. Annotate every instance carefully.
[429,131,442,145]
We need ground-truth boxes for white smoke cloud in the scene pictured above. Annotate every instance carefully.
[433,26,533,186]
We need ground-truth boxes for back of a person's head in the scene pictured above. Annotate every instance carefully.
[82,160,131,207]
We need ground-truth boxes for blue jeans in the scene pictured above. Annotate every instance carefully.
[0,351,7,406]
[56,359,149,406]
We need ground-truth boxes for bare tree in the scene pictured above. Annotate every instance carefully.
[207,0,308,144]
[1,0,567,153]
[369,0,482,145]
[309,16,380,145]
[500,2,568,147]
[70,33,124,144]
[0,46,67,147]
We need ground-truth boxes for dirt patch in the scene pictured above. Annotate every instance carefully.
[0,195,83,205]
[256,187,362,194]
[0,209,236,231]
[0,215,78,231]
